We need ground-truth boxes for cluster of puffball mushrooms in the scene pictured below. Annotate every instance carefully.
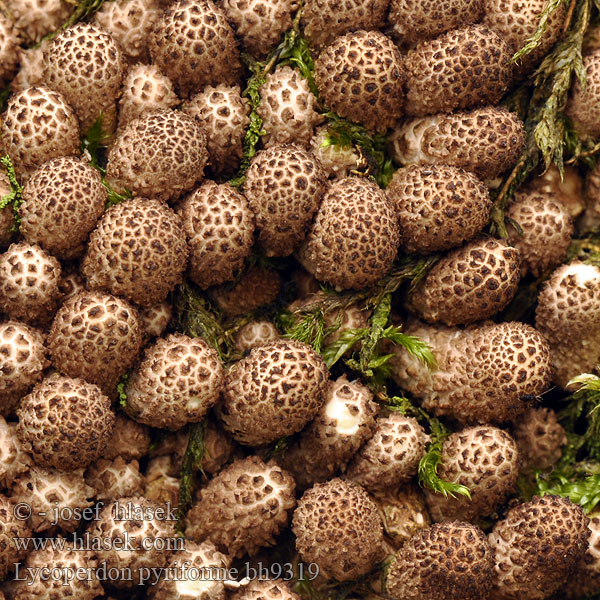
[3,0,600,599]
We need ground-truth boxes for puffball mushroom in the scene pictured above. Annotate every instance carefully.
[102,413,151,462]
[149,0,243,97]
[221,0,298,57]
[292,478,384,582]
[346,414,430,491]
[7,0,72,44]
[85,457,144,502]
[186,456,296,557]
[298,177,400,290]
[229,579,300,600]
[0,86,80,180]
[105,109,208,203]
[178,181,254,290]
[124,333,224,430]
[281,375,378,488]
[403,25,513,117]
[424,426,519,522]
[43,22,126,133]
[390,319,552,424]
[139,301,172,342]
[406,237,521,326]
[258,65,323,147]
[0,417,32,488]
[310,125,361,180]
[536,262,600,388]
[183,84,250,176]
[0,173,15,250]
[234,320,281,353]
[0,494,32,579]
[0,320,48,416]
[0,14,19,87]
[386,164,492,254]
[19,156,107,260]
[0,242,62,326]
[388,0,484,45]
[569,50,600,138]
[489,495,590,599]
[385,522,494,600]
[244,144,328,257]
[217,340,329,446]
[17,375,115,471]
[507,190,574,277]
[388,106,525,181]
[82,198,188,307]
[48,290,143,395]
[87,496,177,588]
[314,30,404,133]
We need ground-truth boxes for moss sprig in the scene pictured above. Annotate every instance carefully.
[0,154,23,232]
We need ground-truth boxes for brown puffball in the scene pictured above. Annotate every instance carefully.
[0,494,32,579]
[568,50,600,138]
[0,14,19,87]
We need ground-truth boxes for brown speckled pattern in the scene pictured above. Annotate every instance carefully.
[0,14,19,86]
[0,494,31,579]
[568,50,600,137]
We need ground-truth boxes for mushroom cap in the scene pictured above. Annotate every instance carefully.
[222,0,298,57]
[535,262,600,387]
[11,465,94,532]
[511,407,567,471]
[48,290,143,395]
[301,0,388,49]
[385,521,493,600]
[178,181,254,290]
[387,164,492,254]
[117,63,179,131]
[0,418,33,488]
[186,456,296,558]
[489,495,590,599]
[150,540,230,600]
[102,413,151,461]
[10,43,46,92]
[507,190,574,277]
[0,173,15,250]
[182,84,250,176]
[217,340,329,446]
[87,496,177,588]
[388,106,525,181]
[257,65,324,148]
[20,157,107,259]
[3,541,103,600]
[0,14,19,86]
[310,125,361,180]
[388,0,484,45]
[85,456,144,502]
[406,237,521,325]
[7,0,72,44]
[209,265,281,317]
[390,319,552,424]
[0,320,48,415]
[346,414,430,491]
[568,50,600,137]
[93,0,161,63]
[144,456,181,508]
[82,198,188,307]
[281,375,378,489]
[124,333,224,430]
[139,300,172,342]
[292,478,384,581]
[424,426,519,522]
[149,0,242,97]
[484,0,567,79]
[0,242,62,326]
[229,579,300,600]
[1,86,80,180]
[244,144,328,257]
[234,320,281,353]
[105,109,208,202]
[298,177,400,290]
[0,494,32,579]
[315,30,404,133]
[403,25,513,117]
[43,22,126,132]
[17,375,115,471]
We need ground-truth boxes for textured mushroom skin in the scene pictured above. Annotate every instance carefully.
[292,478,384,581]
[424,426,519,522]
[186,456,296,558]
[102,413,151,461]
[315,30,405,133]
[234,321,281,353]
[489,495,590,599]
[569,50,600,137]
[299,177,400,290]
[0,14,19,87]
[403,25,513,117]
[388,106,525,181]
[390,319,552,424]
[229,578,301,600]
[0,494,32,579]
[386,521,493,600]
[217,340,329,446]
[0,418,33,488]
[406,237,521,325]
